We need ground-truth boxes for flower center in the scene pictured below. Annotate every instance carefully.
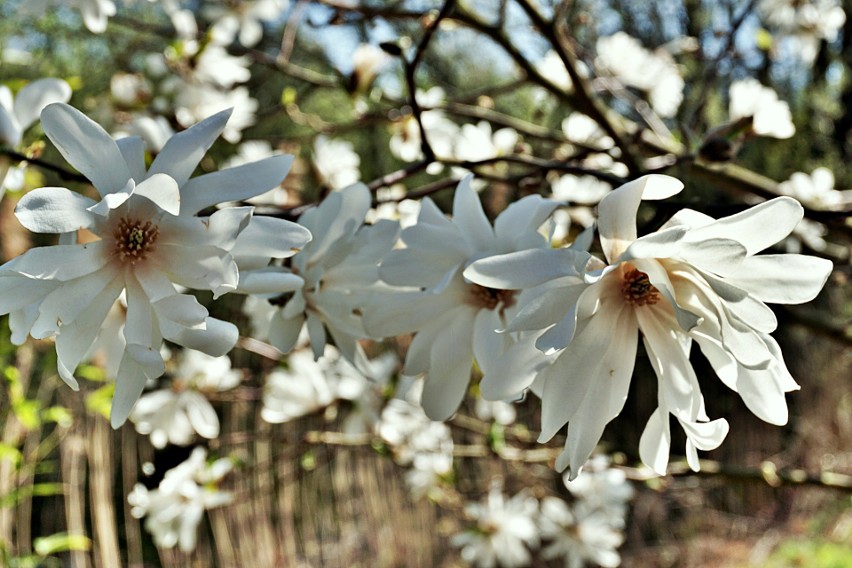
[621,268,660,306]
[113,217,159,264]
[467,284,516,311]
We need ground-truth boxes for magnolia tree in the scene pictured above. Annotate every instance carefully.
[0,0,849,566]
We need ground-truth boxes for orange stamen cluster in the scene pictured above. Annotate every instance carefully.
[114,217,159,264]
[621,268,660,306]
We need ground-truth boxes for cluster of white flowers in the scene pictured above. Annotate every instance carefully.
[729,79,795,139]
[595,32,685,118]
[454,459,633,568]
[758,0,846,64]
[0,78,72,193]
[128,447,233,552]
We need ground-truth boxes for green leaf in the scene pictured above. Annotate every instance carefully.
[33,533,91,557]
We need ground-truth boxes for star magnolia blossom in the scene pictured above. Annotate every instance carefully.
[365,175,559,421]
[0,103,310,427]
[465,175,833,477]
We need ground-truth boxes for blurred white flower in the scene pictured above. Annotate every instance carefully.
[550,175,613,206]
[563,456,633,525]
[759,0,845,63]
[365,175,559,420]
[538,497,624,568]
[389,87,459,168]
[474,398,516,426]
[0,78,72,191]
[22,0,116,33]
[131,350,241,448]
[205,0,287,47]
[465,175,833,477]
[453,121,518,163]
[452,486,540,568]
[110,72,151,107]
[778,167,852,209]
[536,50,573,92]
[351,43,390,92]
[313,135,361,189]
[561,113,613,149]
[114,114,175,153]
[595,32,684,118]
[729,79,795,139]
[128,447,233,552]
[366,185,422,228]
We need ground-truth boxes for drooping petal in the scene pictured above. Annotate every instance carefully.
[167,317,238,357]
[420,310,475,420]
[268,311,304,353]
[638,408,671,476]
[472,307,512,378]
[494,194,559,252]
[237,268,304,295]
[184,392,220,439]
[111,344,166,428]
[598,175,684,262]
[147,108,232,187]
[13,79,72,133]
[152,244,238,298]
[479,332,553,400]
[41,103,132,197]
[15,186,98,234]
[0,273,59,315]
[179,154,294,214]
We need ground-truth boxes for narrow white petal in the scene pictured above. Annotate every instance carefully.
[133,173,181,215]
[720,254,833,304]
[231,216,312,259]
[306,311,327,360]
[638,408,671,476]
[168,317,238,356]
[41,103,132,197]
[472,308,511,377]
[237,268,304,294]
[147,108,232,187]
[111,344,166,428]
[4,242,108,281]
[268,311,304,353]
[420,311,475,420]
[480,332,553,400]
[452,175,494,251]
[115,136,146,182]
[15,187,97,234]
[494,194,559,252]
[599,175,683,262]
[683,197,803,255]
[678,417,729,451]
[180,154,294,214]
[464,248,589,290]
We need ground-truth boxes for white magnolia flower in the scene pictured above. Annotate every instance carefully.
[536,50,573,93]
[778,167,852,209]
[452,486,540,568]
[205,0,287,47]
[729,79,795,139]
[261,349,339,423]
[0,78,72,191]
[365,175,559,420]
[474,398,516,426]
[131,350,241,448]
[22,0,116,33]
[312,135,361,189]
[253,183,399,368]
[0,103,310,427]
[351,43,390,92]
[561,113,613,149]
[759,0,845,63]
[538,497,624,568]
[389,87,459,167]
[563,456,633,525]
[128,447,233,552]
[465,175,833,477]
[595,32,684,118]
[453,121,518,163]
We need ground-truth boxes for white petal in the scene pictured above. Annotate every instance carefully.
[599,175,684,262]
[472,308,511,377]
[169,318,238,357]
[362,286,464,338]
[268,311,303,353]
[41,103,132,197]
[306,311,327,360]
[180,154,294,214]
[237,268,304,294]
[184,393,220,439]
[86,179,134,216]
[684,197,803,255]
[230,216,312,259]
[494,194,559,252]
[0,273,59,315]
[679,417,729,451]
[301,184,371,262]
[504,282,581,333]
[31,265,120,339]
[420,310,475,420]
[15,186,97,234]
[719,254,833,304]
[116,136,146,182]
[152,294,208,328]
[147,108,232,187]
[452,175,494,251]
[638,408,671,476]
[111,344,166,428]
[480,332,553,400]
[13,79,72,133]
[152,244,238,298]
[463,248,589,290]
[4,242,108,281]
[133,173,181,215]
